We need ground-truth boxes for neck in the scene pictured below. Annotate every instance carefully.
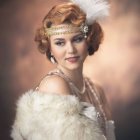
[57,66,84,89]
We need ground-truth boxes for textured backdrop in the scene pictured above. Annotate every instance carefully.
[0,0,140,140]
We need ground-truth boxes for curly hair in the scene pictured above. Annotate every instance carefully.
[35,2,103,60]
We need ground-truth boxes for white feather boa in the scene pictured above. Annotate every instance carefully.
[11,90,115,140]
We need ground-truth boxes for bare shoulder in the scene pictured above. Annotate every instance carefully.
[37,75,71,95]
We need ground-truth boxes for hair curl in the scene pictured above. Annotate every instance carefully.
[35,2,103,60]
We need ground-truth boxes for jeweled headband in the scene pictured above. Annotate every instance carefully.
[44,0,109,38]
[44,23,89,38]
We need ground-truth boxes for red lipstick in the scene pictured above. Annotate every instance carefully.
[65,56,79,63]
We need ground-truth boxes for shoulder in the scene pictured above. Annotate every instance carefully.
[37,74,71,95]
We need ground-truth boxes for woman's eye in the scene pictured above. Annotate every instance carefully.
[55,41,65,46]
[73,36,84,43]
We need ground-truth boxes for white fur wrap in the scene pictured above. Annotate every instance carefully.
[11,90,109,140]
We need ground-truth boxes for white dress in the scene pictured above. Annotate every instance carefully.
[11,69,116,140]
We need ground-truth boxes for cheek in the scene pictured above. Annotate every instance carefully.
[51,48,65,61]
[79,42,88,54]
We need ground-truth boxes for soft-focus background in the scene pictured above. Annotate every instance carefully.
[0,0,140,140]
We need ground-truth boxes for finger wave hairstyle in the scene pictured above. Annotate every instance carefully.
[35,2,104,61]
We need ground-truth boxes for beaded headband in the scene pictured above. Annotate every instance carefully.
[44,23,89,38]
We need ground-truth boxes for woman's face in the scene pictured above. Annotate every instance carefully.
[49,25,88,71]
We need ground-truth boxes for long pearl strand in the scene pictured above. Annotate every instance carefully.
[85,78,107,136]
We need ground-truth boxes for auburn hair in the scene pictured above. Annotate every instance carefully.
[35,2,103,60]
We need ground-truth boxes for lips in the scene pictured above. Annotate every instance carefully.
[65,56,79,63]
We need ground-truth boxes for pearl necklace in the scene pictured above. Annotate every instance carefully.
[69,78,86,95]
[57,68,86,95]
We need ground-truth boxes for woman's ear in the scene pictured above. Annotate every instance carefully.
[88,45,94,55]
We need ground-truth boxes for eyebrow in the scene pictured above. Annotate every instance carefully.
[73,33,83,38]
[54,38,65,41]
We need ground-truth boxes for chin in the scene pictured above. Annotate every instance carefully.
[66,64,82,71]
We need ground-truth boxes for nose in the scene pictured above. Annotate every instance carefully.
[67,42,76,54]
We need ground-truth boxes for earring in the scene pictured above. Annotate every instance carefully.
[50,55,56,64]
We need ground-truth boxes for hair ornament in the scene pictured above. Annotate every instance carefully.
[70,0,109,25]
[44,23,89,38]
[80,23,89,38]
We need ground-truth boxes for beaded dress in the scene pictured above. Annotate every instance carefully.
[44,69,116,140]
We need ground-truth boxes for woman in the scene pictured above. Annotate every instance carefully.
[11,0,116,140]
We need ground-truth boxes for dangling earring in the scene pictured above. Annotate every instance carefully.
[50,55,56,64]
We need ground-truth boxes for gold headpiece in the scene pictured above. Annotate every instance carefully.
[44,23,89,38]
